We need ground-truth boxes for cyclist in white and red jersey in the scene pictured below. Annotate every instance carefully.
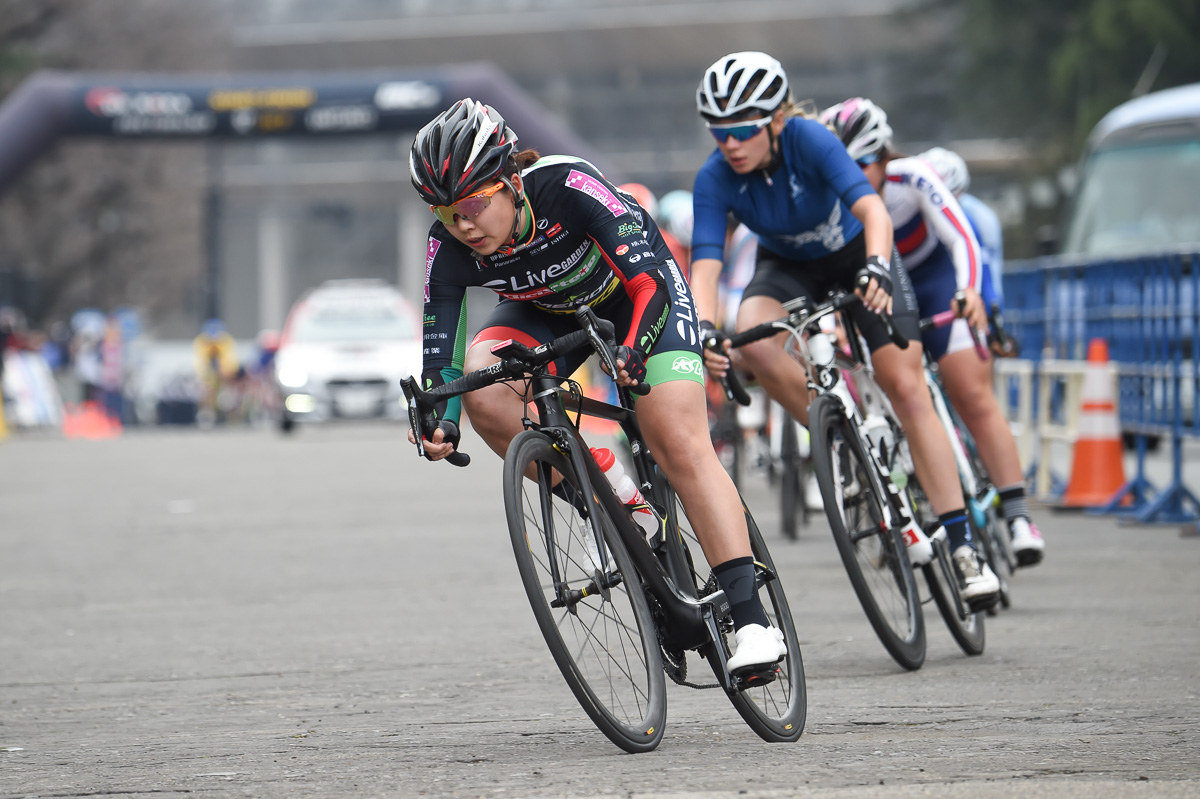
[408,98,787,671]
[823,99,1044,567]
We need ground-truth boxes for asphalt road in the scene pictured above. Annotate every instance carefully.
[2,424,1199,798]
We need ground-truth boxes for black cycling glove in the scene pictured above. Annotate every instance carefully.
[862,255,893,297]
[428,419,461,451]
[699,319,725,352]
[615,345,648,384]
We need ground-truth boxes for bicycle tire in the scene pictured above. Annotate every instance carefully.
[503,431,667,753]
[921,535,986,656]
[973,496,1012,611]
[780,417,802,541]
[895,434,988,654]
[809,395,926,671]
[655,478,807,742]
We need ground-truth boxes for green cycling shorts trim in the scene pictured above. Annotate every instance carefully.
[644,349,705,387]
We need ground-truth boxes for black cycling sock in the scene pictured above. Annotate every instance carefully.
[712,556,770,630]
[998,483,1031,524]
[940,510,971,551]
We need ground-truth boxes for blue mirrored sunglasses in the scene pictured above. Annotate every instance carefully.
[856,153,879,166]
[706,116,772,144]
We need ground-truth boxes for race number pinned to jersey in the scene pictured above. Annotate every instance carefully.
[564,170,628,217]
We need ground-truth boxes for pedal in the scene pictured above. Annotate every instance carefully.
[966,593,999,614]
[734,664,780,691]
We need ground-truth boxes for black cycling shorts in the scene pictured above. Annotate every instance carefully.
[741,232,921,352]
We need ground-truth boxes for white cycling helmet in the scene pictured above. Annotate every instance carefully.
[819,97,893,162]
[919,146,970,196]
[697,51,789,122]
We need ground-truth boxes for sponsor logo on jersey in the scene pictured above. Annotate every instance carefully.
[499,286,555,301]
[537,216,549,230]
[639,305,670,352]
[480,240,595,294]
[665,260,698,346]
[546,223,563,238]
[617,222,642,239]
[616,244,629,256]
[564,170,627,217]
[776,201,845,252]
[424,238,441,302]
[671,355,705,377]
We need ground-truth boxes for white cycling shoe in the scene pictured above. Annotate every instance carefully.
[726,623,787,673]
[1009,517,1045,567]
[953,545,1001,608]
[901,521,934,565]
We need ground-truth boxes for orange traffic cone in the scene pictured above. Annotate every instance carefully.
[1060,339,1128,508]
[62,401,121,440]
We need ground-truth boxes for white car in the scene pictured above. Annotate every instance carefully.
[274,279,422,431]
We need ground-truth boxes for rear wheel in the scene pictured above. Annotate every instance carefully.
[809,395,926,671]
[654,477,807,742]
[504,431,666,753]
[922,535,986,656]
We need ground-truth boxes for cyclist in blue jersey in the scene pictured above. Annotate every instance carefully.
[407,98,786,671]
[688,53,999,605]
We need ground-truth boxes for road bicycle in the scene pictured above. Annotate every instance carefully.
[401,306,806,753]
[714,276,999,668]
[712,279,929,670]
[916,301,1019,610]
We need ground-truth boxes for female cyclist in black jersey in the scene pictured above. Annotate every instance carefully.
[407,98,786,672]
[686,53,999,607]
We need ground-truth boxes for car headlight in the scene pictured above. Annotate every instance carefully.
[277,363,308,388]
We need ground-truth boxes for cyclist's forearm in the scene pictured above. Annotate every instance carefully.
[850,194,894,263]
[689,257,724,327]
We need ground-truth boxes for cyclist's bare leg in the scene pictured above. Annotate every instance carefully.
[870,341,963,515]
[635,379,752,566]
[734,296,816,427]
[937,348,1024,487]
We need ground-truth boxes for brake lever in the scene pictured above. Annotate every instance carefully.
[576,305,650,396]
[399,376,471,467]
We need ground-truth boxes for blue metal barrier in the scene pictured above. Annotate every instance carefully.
[1004,250,1199,527]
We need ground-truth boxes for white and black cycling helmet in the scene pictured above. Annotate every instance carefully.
[820,97,893,162]
[697,51,789,122]
[409,98,520,206]
[919,146,970,195]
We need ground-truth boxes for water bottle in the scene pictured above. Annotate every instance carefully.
[591,447,660,542]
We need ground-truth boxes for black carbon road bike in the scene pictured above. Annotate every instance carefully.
[401,306,805,752]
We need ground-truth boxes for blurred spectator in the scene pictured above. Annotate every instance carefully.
[100,316,125,423]
[618,183,690,275]
[192,318,239,427]
[657,189,695,276]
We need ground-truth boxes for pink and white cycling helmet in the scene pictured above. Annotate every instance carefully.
[820,98,893,163]
[697,51,789,122]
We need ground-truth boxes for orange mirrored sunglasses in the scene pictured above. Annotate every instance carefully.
[429,182,507,225]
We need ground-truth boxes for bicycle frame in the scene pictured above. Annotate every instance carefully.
[402,310,754,694]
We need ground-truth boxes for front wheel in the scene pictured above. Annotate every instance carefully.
[809,395,926,671]
[503,431,667,753]
[654,478,806,742]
